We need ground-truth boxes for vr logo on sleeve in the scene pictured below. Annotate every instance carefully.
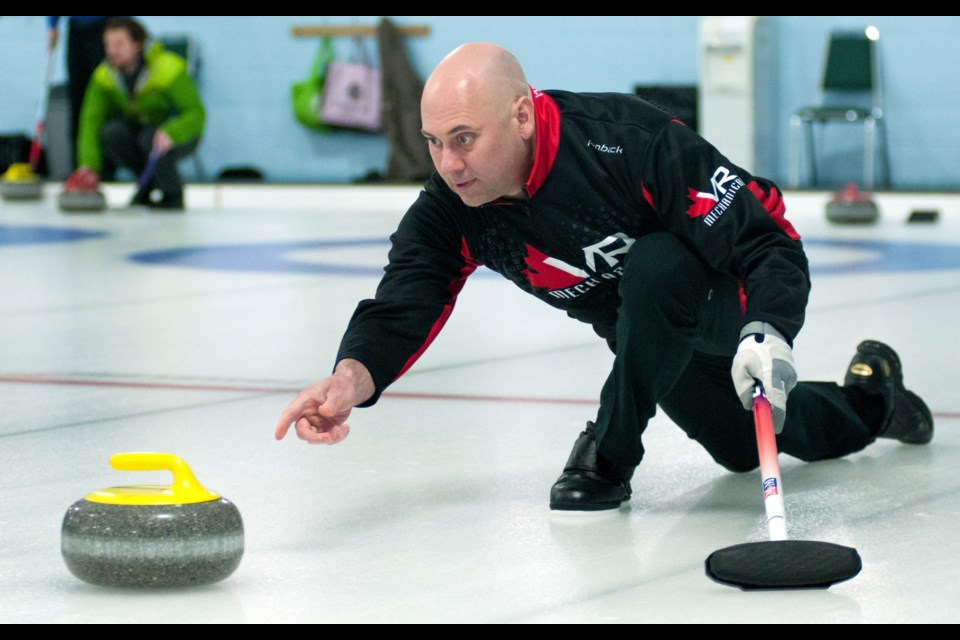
[686,166,745,226]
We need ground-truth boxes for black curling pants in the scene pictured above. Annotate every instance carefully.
[101,119,198,196]
[67,18,110,167]
[591,232,878,474]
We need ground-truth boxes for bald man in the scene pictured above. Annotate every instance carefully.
[275,44,933,512]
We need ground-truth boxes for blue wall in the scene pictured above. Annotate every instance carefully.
[1,16,956,189]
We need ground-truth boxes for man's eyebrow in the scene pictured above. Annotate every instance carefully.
[421,125,473,138]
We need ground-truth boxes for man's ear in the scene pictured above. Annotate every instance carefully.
[515,96,535,140]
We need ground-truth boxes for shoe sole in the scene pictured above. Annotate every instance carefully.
[549,501,629,513]
[854,342,933,444]
[549,493,632,512]
[897,389,934,445]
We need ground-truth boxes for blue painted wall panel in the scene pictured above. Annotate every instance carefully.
[1,16,955,189]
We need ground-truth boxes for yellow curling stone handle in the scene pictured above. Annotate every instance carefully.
[85,452,221,506]
[3,163,38,182]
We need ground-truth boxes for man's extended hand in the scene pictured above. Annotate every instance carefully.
[274,359,375,445]
[731,322,797,434]
[152,130,174,156]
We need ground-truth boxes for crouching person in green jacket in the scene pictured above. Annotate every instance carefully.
[71,17,204,210]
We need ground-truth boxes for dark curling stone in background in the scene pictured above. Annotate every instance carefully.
[826,183,879,224]
[62,452,243,588]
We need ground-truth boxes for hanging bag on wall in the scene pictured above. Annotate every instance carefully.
[320,37,382,132]
[291,36,335,131]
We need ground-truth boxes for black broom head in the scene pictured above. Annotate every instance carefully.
[706,540,862,590]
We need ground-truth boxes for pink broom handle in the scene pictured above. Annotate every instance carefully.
[753,386,788,541]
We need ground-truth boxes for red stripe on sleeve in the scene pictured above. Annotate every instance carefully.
[393,237,479,380]
[641,181,656,210]
[747,181,800,241]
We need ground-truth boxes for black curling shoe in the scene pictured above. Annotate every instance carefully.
[844,340,934,444]
[149,189,184,212]
[550,426,633,511]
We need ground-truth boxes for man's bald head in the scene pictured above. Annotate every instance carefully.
[420,44,537,206]
[423,43,531,113]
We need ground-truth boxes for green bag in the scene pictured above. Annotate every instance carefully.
[291,36,335,131]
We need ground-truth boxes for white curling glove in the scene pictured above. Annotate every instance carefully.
[731,321,797,434]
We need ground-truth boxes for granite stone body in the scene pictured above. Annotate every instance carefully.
[0,180,43,199]
[61,497,244,588]
[57,190,107,212]
[826,199,880,224]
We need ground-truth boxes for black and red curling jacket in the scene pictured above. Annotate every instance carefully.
[337,89,810,406]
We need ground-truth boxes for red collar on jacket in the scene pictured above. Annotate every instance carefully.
[525,87,560,198]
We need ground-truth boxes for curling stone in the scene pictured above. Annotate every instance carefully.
[57,189,107,213]
[826,183,879,224]
[61,452,243,588]
[58,167,107,213]
[0,163,43,200]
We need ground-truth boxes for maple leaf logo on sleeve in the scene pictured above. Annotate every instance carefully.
[686,187,718,219]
